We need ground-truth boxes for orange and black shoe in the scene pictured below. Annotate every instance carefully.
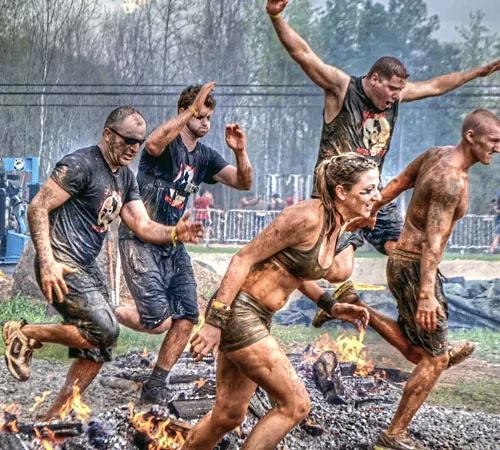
[2,320,41,382]
[312,281,361,328]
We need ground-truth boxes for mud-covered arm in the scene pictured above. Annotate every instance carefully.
[401,59,500,102]
[298,280,369,331]
[145,82,216,157]
[27,178,77,303]
[418,176,461,331]
[374,151,427,211]
[266,0,350,94]
[120,201,203,244]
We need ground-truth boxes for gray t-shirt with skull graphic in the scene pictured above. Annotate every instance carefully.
[49,145,140,267]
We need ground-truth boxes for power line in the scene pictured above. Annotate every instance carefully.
[0,103,498,110]
[0,83,499,88]
[1,91,500,98]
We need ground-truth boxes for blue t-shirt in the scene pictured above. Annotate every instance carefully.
[50,146,140,267]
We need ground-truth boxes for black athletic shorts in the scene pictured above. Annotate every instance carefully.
[336,201,403,255]
[386,248,448,357]
[34,259,117,362]
[119,238,199,329]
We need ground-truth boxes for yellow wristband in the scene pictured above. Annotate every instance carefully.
[171,226,177,247]
[268,12,281,19]
[189,105,199,118]
[212,300,231,311]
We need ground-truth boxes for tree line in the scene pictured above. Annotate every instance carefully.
[0,0,499,212]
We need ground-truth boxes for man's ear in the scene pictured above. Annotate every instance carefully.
[465,130,474,145]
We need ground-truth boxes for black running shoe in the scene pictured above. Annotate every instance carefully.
[140,382,173,406]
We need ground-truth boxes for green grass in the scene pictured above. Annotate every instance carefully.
[429,380,500,414]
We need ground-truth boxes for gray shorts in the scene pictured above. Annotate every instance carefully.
[386,248,448,357]
[336,201,403,255]
[34,259,118,362]
[119,238,199,329]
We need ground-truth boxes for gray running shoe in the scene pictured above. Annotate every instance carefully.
[447,341,475,369]
[140,381,173,406]
[2,320,41,382]
[373,431,428,450]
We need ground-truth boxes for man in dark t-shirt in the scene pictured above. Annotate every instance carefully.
[116,82,253,405]
[1,107,203,419]
[267,0,500,282]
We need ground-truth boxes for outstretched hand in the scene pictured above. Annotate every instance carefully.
[330,303,370,332]
[192,81,216,113]
[190,323,222,361]
[225,123,246,155]
[40,261,78,304]
[479,59,500,77]
[175,211,204,244]
[416,296,446,332]
[266,0,289,16]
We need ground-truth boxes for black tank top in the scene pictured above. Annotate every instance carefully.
[270,218,332,281]
[316,75,399,175]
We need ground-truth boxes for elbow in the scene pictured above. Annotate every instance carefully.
[144,140,163,157]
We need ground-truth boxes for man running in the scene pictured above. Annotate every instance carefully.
[115,82,253,405]
[266,0,500,284]
[2,107,203,418]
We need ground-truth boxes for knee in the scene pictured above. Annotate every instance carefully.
[93,313,120,348]
[279,392,311,425]
[214,404,247,432]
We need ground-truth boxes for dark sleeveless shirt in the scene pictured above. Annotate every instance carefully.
[316,75,399,174]
[271,218,332,281]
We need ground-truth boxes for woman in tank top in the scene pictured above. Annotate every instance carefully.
[184,153,381,450]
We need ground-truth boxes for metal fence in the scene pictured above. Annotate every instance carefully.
[193,210,497,251]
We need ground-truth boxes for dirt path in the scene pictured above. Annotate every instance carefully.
[192,253,500,283]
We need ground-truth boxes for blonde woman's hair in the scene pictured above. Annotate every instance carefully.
[316,154,378,237]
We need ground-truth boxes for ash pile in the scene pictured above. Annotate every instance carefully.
[1,346,499,450]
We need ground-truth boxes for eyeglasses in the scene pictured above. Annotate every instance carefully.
[107,127,145,146]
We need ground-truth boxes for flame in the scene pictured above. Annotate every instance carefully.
[58,382,91,422]
[29,390,52,413]
[0,403,21,432]
[140,347,149,358]
[303,331,375,376]
[193,378,207,389]
[192,314,205,335]
[34,427,55,450]
[129,403,185,449]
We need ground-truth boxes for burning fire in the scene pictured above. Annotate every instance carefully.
[140,347,149,358]
[303,331,375,376]
[29,390,52,413]
[0,403,20,432]
[58,383,91,422]
[34,427,56,450]
[193,378,207,389]
[128,403,185,449]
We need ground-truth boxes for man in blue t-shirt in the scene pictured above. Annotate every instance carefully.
[1,107,203,419]
[116,82,253,405]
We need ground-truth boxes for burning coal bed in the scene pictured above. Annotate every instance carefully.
[1,335,498,450]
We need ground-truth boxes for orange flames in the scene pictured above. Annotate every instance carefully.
[58,383,91,422]
[140,347,149,358]
[0,403,20,432]
[193,378,207,389]
[34,427,56,450]
[29,390,52,413]
[303,331,375,376]
[128,403,185,449]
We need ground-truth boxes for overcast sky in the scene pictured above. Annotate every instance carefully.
[313,0,499,42]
